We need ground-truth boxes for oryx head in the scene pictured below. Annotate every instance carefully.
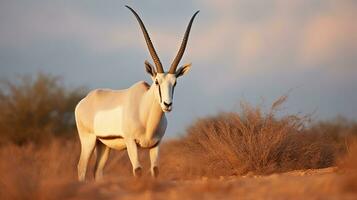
[126,6,199,113]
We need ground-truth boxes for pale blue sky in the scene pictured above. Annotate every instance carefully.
[1,0,356,137]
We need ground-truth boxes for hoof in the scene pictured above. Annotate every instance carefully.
[151,166,159,178]
[94,173,104,181]
[134,167,142,177]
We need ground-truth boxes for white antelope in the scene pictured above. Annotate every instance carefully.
[75,6,199,181]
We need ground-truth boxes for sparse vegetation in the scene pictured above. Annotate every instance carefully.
[160,97,347,178]
[0,73,84,145]
[338,138,357,193]
[0,74,356,199]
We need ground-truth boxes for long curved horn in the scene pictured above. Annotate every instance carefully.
[125,5,164,73]
[169,10,199,74]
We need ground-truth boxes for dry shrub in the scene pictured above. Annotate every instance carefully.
[341,138,357,170]
[0,139,172,199]
[0,95,354,198]
[338,138,357,193]
[309,117,357,136]
[0,73,84,145]
[162,96,341,178]
[0,138,80,200]
[306,117,357,153]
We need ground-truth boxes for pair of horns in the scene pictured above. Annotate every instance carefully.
[125,5,199,74]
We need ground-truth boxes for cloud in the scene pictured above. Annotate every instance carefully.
[0,1,141,53]
[2,0,354,65]
[192,0,357,72]
[299,3,357,65]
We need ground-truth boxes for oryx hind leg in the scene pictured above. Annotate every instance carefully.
[77,131,96,182]
[94,141,110,181]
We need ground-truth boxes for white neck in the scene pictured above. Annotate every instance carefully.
[140,84,164,139]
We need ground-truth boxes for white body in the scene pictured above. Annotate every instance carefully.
[75,81,168,180]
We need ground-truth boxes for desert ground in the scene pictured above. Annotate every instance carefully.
[54,167,356,200]
[1,148,356,200]
[1,123,356,200]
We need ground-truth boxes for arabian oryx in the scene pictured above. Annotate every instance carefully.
[75,6,199,181]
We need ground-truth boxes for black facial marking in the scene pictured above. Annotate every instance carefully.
[155,79,162,103]
[158,84,162,103]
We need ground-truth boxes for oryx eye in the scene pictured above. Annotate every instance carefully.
[155,80,159,85]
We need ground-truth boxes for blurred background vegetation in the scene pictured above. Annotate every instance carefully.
[0,73,356,148]
[0,73,356,199]
[0,73,85,145]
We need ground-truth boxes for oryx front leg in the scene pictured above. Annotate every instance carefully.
[125,139,142,177]
[149,145,159,178]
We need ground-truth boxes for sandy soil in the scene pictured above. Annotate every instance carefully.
[43,167,356,200]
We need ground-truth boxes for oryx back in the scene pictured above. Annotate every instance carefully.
[75,81,150,138]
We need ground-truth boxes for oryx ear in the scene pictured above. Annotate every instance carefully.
[175,63,192,78]
[145,60,157,77]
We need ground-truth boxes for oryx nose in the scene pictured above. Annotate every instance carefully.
[163,102,172,107]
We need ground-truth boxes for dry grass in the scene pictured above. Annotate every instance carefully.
[161,97,343,179]
[0,138,354,199]
[0,138,79,199]
[0,74,356,199]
